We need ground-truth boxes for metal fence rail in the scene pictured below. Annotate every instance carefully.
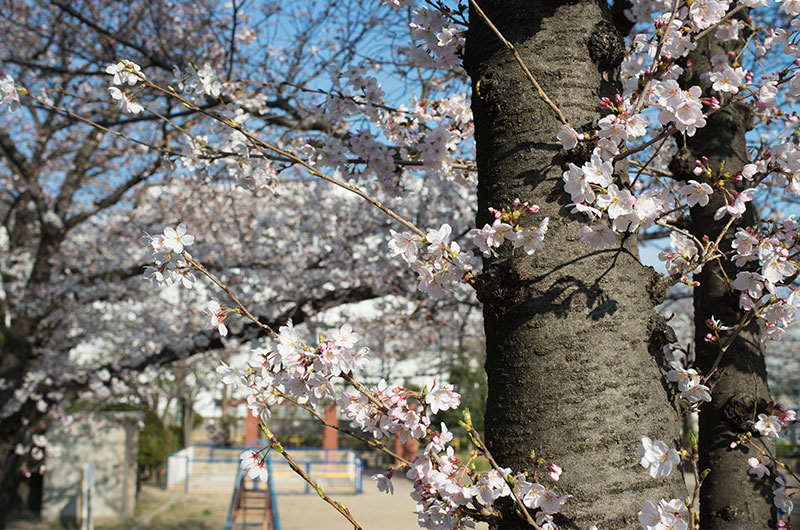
[166,444,363,495]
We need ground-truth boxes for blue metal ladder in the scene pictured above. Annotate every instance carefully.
[224,442,281,530]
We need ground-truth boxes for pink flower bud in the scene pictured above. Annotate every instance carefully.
[693,166,704,176]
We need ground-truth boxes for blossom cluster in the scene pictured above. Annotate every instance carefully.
[172,63,223,100]
[403,451,572,530]
[142,224,197,288]
[560,115,668,244]
[664,345,711,406]
[750,400,797,440]
[215,319,580,529]
[389,224,480,297]
[730,223,799,340]
[1,74,20,111]
[555,0,800,351]
[106,60,145,114]
[240,448,269,482]
[406,5,464,70]
[635,435,689,529]
[470,200,549,258]
[638,498,688,530]
[658,232,702,280]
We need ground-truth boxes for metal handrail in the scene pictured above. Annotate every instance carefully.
[266,456,281,530]
[224,465,244,530]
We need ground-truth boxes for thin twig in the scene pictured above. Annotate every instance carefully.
[468,0,568,126]
[141,77,426,237]
[705,309,755,379]
[689,450,702,530]
[632,0,681,116]
[260,424,364,530]
[183,254,278,339]
[464,424,541,529]
[278,391,410,464]
[630,135,670,187]
[340,372,392,413]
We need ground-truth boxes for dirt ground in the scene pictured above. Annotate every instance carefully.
[7,471,455,530]
[7,485,230,530]
[9,468,794,529]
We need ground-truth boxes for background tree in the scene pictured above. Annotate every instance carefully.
[0,0,479,518]
[672,9,776,525]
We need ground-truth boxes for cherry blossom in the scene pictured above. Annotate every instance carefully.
[162,224,195,254]
[424,378,461,415]
[774,476,794,515]
[580,223,617,248]
[240,449,269,482]
[557,124,580,150]
[372,470,394,494]
[747,456,770,479]
[0,74,20,111]
[471,219,514,257]
[108,86,143,114]
[638,498,688,530]
[204,301,229,337]
[752,414,782,439]
[638,436,681,479]
[105,60,143,86]
[679,180,713,207]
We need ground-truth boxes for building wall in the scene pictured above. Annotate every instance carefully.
[42,412,142,523]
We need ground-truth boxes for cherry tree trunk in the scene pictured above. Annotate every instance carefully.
[0,330,34,523]
[670,15,777,526]
[464,1,684,527]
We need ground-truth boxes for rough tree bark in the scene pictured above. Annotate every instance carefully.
[465,1,685,527]
[0,320,39,523]
[669,11,777,526]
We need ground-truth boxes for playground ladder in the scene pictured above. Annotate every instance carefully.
[225,442,280,530]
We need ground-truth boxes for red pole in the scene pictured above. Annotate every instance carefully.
[244,411,260,445]
[322,403,339,453]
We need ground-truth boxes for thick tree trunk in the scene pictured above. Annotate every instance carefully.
[0,327,36,525]
[465,1,684,527]
[670,14,777,527]
[0,438,22,526]
[180,395,194,448]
